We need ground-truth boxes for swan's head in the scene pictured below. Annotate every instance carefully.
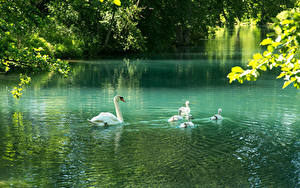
[114,95,126,102]
[185,101,190,106]
[218,108,222,114]
[119,96,126,102]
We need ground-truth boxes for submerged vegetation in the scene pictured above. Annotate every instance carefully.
[0,0,299,96]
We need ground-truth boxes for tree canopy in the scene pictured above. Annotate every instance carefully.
[0,1,70,97]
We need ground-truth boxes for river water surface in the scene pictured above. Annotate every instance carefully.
[0,27,299,187]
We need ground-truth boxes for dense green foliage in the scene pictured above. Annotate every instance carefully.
[228,3,300,89]
[0,1,70,97]
[0,0,298,97]
[2,0,296,57]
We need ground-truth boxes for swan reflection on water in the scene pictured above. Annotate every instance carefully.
[89,122,126,153]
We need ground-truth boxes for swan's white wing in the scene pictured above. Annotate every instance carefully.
[91,112,121,125]
[178,107,184,112]
[168,115,183,122]
[98,112,118,119]
[178,107,190,116]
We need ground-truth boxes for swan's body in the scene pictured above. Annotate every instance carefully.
[178,101,190,116]
[180,115,194,128]
[168,101,191,122]
[168,115,183,122]
[180,121,194,128]
[90,112,122,125]
[210,108,223,120]
[89,95,126,125]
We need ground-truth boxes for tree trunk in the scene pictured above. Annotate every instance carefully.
[104,10,116,47]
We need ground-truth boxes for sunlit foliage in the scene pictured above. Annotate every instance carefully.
[0,1,70,98]
[0,0,298,98]
[228,4,300,89]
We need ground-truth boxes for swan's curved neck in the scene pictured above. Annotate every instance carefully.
[114,98,123,122]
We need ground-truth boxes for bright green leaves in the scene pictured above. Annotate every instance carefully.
[247,53,268,70]
[282,79,293,89]
[231,66,244,73]
[281,19,294,25]
[282,76,299,89]
[113,0,121,6]
[260,38,273,46]
[99,0,121,6]
[0,60,11,72]
[11,87,23,99]
[227,67,259,84]
[11,74,31,98]
[20,75,31,85]
[227,67,244,83]
[228,5,300,89]
[253,53,263,60]
[260,65,267,71]
[3,46,70,98]
[0,17,70,98]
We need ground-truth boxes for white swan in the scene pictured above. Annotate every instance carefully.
[168,114,183,122]
[89,95,126,125]
[178,101,190,116]
[210,108,223,120]
[168,101,191,122]
[180,115,194,128]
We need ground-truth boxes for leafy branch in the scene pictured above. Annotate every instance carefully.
[0,18,70,98]
[228,4,300,89]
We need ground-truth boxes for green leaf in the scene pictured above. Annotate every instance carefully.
[113,0,121,6]
[263,51,271,57]
[277,10,289,21]
[282,80,293,89]
[281,19,293,25]
[249,59,258,69]
[253,53,263,60]
[274,26,282,34]
[260,38,272,46]
[260,66,267,71]
[277,72,285,79]
[272,42,281,47]
[231,66,244,73]
[267,45,274,52]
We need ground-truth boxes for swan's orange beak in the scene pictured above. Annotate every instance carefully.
[120,97,126,102]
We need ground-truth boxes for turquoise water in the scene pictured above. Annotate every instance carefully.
[0,27,299,187]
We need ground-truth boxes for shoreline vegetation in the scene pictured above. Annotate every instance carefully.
[0,0,299,97]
